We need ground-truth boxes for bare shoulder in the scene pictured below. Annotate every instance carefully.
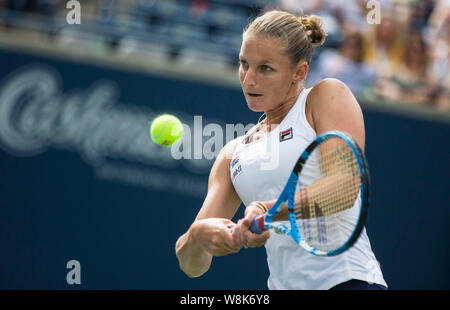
[307,78,365,148]
[308,78,354,104]
[208,136,243,187]
[218,136,243,163]
[307,78,361,119]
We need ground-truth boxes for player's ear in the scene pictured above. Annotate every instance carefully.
[292,60,308,84]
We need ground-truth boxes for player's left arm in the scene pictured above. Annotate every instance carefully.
[308,78,365,150]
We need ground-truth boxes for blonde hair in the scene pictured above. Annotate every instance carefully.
[244,10,327,65]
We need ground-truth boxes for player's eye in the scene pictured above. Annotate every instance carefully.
[239,60,249,68]
[261,65,273,72]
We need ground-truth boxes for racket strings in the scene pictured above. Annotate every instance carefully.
[294,137,361,251]
[298,141,359,217]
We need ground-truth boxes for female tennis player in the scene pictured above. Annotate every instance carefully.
[175,9,387,290]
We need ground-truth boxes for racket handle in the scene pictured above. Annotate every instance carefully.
[229,215,266,234]
[249,215,266,234]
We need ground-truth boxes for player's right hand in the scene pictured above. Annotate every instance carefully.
[191,218,243,256]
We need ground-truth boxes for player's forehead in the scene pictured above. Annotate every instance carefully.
[239,32,286,64]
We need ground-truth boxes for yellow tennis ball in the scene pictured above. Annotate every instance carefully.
[150,114,183,146]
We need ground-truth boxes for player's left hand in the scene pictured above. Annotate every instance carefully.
[231,204,270,248]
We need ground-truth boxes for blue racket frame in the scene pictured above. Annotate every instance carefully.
[250,130,370,256]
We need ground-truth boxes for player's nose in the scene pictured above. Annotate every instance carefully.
[242,68,257,87]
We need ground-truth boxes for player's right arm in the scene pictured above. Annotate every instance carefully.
[175,138,243,278]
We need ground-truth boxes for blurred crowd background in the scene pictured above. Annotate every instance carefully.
[0,0,449,111]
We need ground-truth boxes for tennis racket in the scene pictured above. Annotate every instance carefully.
[248,130,370,256]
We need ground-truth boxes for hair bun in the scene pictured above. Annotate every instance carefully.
[299,14,327,47]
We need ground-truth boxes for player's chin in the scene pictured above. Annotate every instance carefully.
[246,97,266,112]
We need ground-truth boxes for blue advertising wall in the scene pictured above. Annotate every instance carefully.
[0,48,449,289]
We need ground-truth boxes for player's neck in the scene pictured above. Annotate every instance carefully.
[264,86,303,128]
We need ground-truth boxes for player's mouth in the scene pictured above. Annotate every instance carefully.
[247,92,263,97]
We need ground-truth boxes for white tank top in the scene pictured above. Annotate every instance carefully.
[230,88,387,290]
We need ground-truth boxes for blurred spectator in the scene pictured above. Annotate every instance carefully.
[328,0,393,31]
[307,30,376,96]
[278,0,327,14]
[408,0,436,33]
[189,0,210,16]
[277,0,345,48]
[362,15,404,77]
[371,32,432,106]
[278,0,394,42]
[427,0,450,111]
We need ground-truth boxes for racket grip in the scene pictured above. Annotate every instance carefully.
[249,215,266,234]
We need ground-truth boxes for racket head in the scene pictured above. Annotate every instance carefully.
[289,130,370,256]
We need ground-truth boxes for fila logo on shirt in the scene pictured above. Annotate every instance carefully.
[280,127,293,142]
